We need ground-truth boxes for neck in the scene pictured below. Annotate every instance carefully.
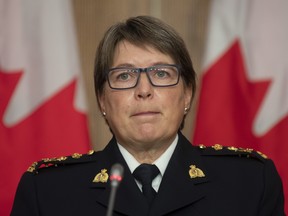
[118,135,177,164]
[130,147,167,164]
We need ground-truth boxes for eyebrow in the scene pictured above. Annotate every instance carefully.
[112,62,173,68]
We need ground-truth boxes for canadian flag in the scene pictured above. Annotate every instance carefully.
[193,0,288,213]
[0,0,90,215]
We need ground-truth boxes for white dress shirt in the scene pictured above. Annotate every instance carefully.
[118,134,178,192]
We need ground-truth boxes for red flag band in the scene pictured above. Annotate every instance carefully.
[0,1,90,215]
[194,0,288,214]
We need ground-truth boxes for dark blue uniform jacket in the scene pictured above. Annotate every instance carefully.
[11,132,285,216]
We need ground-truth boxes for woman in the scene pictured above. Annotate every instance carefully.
[11,16,285,216]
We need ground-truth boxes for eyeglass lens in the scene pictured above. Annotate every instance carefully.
[108,65,179,89]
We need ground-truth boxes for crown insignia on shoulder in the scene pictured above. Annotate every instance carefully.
[27,150,95,174]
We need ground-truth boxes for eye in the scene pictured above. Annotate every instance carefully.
[155,70,169,78]
[117,72,130,81]
[114,69,138,82]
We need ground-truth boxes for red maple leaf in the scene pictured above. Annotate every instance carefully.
[0,69,90,215]
[193,40,288,213]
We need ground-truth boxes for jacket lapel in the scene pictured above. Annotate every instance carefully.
[90,137,150,216]
[150,133,210,215]
[89,133,210,216]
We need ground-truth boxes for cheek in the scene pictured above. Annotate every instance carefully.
[165,90,187,121]
[105,92,132,117]
[165,88,186,107]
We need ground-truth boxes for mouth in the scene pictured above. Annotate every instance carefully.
[131,111,160,117]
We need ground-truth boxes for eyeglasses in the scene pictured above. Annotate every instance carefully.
[107,64,181,90]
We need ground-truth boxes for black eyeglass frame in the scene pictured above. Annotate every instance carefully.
[106,64,181,90]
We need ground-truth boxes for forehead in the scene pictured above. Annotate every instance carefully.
[112,40,175,67]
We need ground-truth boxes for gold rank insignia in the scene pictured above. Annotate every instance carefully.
[93,169,109,183]
[72,153,82,159]
[189,165,205,178]
[212,144,223,150]
[257,151,268,159]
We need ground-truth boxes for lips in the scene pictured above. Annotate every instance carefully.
[131,111,160,117]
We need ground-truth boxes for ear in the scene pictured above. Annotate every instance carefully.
[184,85,193,109]
[98,92,106,114]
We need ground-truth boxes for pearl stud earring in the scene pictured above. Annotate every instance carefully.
[184,107,189,114]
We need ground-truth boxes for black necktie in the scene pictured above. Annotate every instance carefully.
[133,164,160,205]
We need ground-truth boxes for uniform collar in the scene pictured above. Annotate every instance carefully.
[117,134,178,192]
[90,132,210,216]
[117,135,178,174]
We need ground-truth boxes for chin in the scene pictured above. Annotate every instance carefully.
[136,131,167,143]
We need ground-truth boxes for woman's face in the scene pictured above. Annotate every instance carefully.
[99,40,192,149]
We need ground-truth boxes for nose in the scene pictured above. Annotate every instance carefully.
[135,73,153,99]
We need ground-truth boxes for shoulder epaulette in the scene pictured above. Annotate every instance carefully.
[27,150,96,174]
[197,144,268,162]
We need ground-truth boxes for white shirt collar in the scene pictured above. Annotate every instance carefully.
[117,134,178,191]
[118,134,178,174]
